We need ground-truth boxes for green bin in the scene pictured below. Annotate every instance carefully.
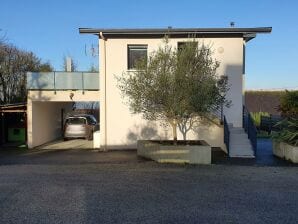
[8,128,26,142]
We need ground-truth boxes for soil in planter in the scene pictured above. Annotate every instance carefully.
[149,140,206,146]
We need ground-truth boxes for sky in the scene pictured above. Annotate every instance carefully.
[1,0,298,90]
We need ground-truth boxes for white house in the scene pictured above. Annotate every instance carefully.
[27,27,271,157]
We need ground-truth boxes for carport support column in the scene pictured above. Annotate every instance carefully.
[100,32,108,151]
[27,98,33,148]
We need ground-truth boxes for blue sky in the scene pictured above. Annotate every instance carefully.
[1,0,297,90]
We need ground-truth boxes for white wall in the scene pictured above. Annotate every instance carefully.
[27,101,73,148]
[100,37,244,149]
[27,90,100,148]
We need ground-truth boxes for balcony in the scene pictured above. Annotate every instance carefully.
[27,72,99,91]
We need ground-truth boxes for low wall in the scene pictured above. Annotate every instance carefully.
[93,131,100,149]
[273,141,298,163]
[137,140,211,164]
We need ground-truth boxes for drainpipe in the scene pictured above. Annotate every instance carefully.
[100,32,107,151]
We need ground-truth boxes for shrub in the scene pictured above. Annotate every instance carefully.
[272,118,298,146]
[278,90,298,118]
[250,111,270,127]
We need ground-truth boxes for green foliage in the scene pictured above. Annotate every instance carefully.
[257,130,271,138]
[272,118,298,146]
[250,111,270,127]
[278,90,298,117]
[0,40,53,104]
[117,39,230,141]
[88,63,98,72]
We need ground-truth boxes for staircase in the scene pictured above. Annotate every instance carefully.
[228,124,255,158]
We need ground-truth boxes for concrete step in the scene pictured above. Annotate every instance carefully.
[230,128,245,134]
[230,133,249,139]
[230,138,251,145]
[230,143,253,151]
[229,153,255,158]
[225,125,255,158]
[229,143,255,158]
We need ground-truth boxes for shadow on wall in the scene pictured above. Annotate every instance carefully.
[126,122,170,144]
[223,64,243,127]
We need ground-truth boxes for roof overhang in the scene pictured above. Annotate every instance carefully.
[79,27,272,42]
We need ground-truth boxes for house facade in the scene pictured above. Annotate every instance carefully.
[27,27,271,157]
[79,27,271,154]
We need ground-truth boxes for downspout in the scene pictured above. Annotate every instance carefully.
[100,32,108,151]
[242,40,246,127]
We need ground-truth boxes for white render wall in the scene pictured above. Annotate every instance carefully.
[100,37,244,150]
[27,90,100,148]
[27,101,73,148]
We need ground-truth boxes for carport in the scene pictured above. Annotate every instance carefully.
[0,103,27,145]
[27,71,100,149]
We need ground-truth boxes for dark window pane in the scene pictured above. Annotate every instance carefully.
[177,42,198,51]
[128,45,147,69]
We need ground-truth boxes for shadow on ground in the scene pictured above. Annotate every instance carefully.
[212,138,297,167]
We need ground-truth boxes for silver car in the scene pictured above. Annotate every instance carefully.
[63,115,98,141]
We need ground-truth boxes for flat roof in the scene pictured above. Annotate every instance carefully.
[79,27,272,41]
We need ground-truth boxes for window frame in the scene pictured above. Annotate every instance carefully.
[127,44,148,70]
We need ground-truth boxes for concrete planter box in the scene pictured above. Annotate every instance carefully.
[273,141,298,163]
[137,140,211,164]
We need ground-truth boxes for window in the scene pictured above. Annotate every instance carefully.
[127,45,147,70]
[177,42,198,51]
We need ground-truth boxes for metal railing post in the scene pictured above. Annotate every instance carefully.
[82,72,85,94]
[54,71,56,94]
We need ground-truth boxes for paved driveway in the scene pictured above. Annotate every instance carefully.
[35,139,93,150]
[0,149,298,224]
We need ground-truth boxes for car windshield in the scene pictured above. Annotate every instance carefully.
[66,117,86,125]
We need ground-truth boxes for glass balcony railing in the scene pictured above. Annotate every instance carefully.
[27,72,99,91]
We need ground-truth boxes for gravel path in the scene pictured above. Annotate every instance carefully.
[0,149,297,224]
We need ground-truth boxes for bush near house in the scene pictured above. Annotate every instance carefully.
[278,90,298,118]
[272,90,298,146]
[247,90,297,138]
[250,111,270,127]
[273,118,298,146]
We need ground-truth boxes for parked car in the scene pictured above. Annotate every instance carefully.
[63,114,98,141]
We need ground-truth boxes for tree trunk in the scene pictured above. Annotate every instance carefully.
[171,120,178,145]
[182,132,186,141]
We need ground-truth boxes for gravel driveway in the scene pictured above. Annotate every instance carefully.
[0,149,297,224]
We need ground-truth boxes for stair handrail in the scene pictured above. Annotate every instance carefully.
[243,106,257,155]
[223,116,230,155]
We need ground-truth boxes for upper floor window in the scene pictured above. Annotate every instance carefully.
[177,42,198,51]
[127,45,147,70]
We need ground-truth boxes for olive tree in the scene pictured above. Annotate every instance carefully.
[117,39,230,142]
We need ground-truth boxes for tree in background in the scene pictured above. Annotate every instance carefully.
[88,63,98,72]
[117,39,230,142]
[278,90,298,118]
[0,40,53,104]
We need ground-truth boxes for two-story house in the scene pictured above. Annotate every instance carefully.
[27,27,271,157]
